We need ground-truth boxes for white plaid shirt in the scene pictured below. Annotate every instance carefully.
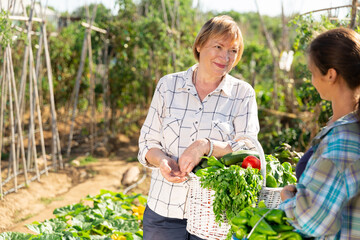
[138,64,259,218]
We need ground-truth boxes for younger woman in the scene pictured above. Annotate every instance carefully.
[280,28,360,239]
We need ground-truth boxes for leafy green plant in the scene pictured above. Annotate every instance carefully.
[0,190,146,240]
[200,163,263,223]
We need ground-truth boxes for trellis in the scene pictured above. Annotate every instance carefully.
[66,3,109,157]
[0,0,62,199]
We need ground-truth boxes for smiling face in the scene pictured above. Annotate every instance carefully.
[197,36,239,79]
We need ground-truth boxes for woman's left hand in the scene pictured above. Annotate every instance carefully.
[179,139,209,174]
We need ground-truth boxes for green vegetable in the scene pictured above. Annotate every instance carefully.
[206,156,224,168]
[258,209,285,225]
[282,162,292,172]
[249,213,277,235]
[271,224,295,233]
[231,216,248,226]
[192,165,202,174]
[195,168,208,177]
[276,231,303,240]
[266,174,278,188]
[230,206,299,240]
[195,166,220,177]
[238,209,249,218]
[248,232,268,240]
[265,154,297,187]
[257,200,267,208]
[273,143,303,165]
[200,159,209,168]
[235,226,248,239]
[200,165,263,222]
[221,150,260,166]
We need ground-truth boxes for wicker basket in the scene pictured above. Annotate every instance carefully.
[186,135,283,240]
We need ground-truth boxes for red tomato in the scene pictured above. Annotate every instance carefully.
[241,156,261,170]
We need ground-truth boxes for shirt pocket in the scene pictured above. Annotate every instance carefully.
[211,120,235,141]
[162,117,181,148]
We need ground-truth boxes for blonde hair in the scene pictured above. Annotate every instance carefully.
[193,15,244,67]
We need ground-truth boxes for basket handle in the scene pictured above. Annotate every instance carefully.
[236,135,266,187]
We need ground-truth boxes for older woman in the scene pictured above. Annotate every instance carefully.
[138,15,259,240]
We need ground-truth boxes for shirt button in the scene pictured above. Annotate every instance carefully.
[199,107,202,110]
[195,121,198,124]
[194,94,197,96]
[188,88,190,91]
[192,138,194,141]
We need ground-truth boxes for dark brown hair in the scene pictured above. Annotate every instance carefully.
[308,28,360,115]
[193,15,244,67]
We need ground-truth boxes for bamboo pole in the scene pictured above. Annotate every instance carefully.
[42,20,63,169]
[35,23,44,106]
[0,51,9,199]
[81,22,107,34]
[29,0,47,173]
[87,29,95,155]
[27,9,41,181]
[8,15,43,22]
[7,46,28,185]
[102,36,110,140]
[29,46,47,177]
[8,60,18,192]
[25,0,37,176]
[300,4,354,16]
[66,4,98,157]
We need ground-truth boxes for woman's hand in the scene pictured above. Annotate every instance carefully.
[159,158,188,183]
[281,184,297,201]
[179,139,209,175]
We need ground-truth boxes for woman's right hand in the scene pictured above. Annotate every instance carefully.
[280,184,297,201]
[159,158,188,183]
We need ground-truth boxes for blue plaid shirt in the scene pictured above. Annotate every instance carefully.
[279,112,360,239]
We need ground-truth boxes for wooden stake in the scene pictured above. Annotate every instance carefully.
[8,60,18,192]
[7,46,28,185]
[29,46,47,177]
[87,29,95,155]
[0,51,9,199]
[42,22,63,169]
[102,37,110,140]
[66,4,98,157]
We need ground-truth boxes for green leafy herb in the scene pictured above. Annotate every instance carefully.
[200,164,263,223]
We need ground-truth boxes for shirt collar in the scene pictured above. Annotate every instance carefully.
[311,111,359,146]
[181,64,232,97]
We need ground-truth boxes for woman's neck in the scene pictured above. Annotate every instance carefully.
[329,85,359,124]
[193,67,224,101]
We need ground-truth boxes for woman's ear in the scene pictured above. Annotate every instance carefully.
[326,68,337,84]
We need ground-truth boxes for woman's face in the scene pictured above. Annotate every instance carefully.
[197,36,239,78]
[308,59,332,101]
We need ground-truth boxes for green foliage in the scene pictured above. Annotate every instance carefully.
[0,190,146,240]
[289,14,343,52]
[0,10,15,46]
[200,164,263,223]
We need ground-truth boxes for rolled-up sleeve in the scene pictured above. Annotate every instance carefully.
[138,79,165,168]
[229,87,259,152]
